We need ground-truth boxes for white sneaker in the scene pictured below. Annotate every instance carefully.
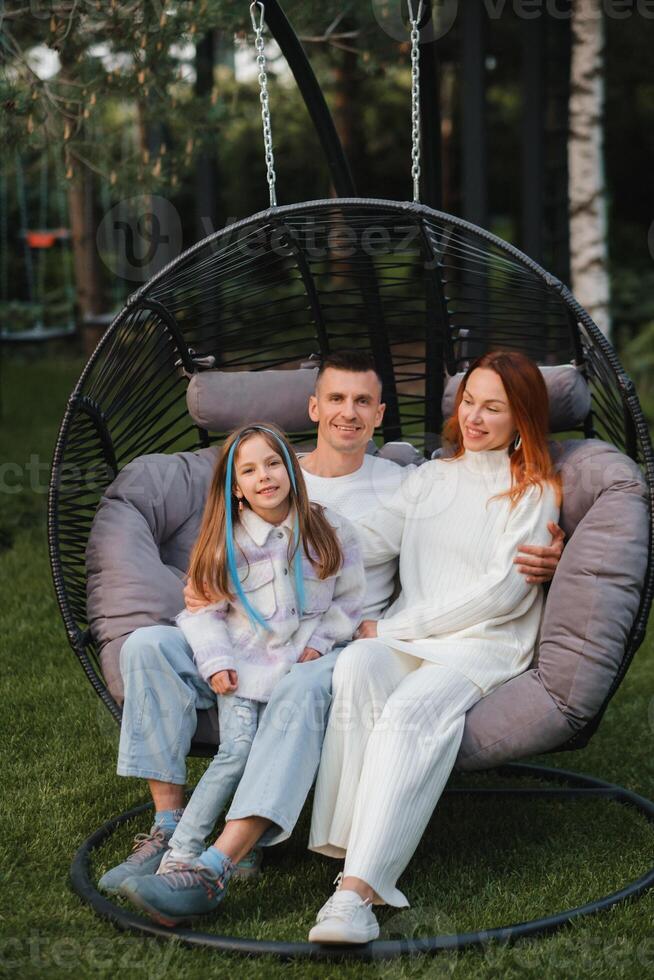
[308,875,379,944]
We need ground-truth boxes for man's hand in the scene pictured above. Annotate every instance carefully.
[184,579,210,612]
[298,647,322,663]
[355,620,379,640]
[210,669,238,694]
[514,521,565,584]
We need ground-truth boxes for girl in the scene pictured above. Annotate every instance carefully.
[157,422,365,875]
[308,351,562,944]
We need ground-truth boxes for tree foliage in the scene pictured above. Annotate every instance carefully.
[1,2,653,342]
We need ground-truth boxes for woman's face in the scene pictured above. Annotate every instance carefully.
[458,368,517,452]
[234,433,292,523]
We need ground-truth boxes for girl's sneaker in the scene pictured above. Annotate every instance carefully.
[232,846,263,880]
[156,848,197,875]
[98,824,173,895]
[119,853,235,926]
[157,845,262,879]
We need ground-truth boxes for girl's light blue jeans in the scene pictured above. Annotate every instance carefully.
[167,693,266,860]
[117,625,339,846]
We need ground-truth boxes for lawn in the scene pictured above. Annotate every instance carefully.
[2,351,654,979]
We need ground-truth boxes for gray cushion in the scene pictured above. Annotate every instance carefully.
[87,447,218,701]
[88,439,420,703]
[186,367,318,433]
[374,440,426,467]
[456,439,649,769]
[442,364,591,433]
[88,437,649,771]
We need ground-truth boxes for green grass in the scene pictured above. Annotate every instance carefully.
[2,351,654,979]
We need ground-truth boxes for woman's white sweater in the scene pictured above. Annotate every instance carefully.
[354,447,560,695]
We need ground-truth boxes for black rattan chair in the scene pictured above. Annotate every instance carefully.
[51,198,654,960]
[50,0,654,962]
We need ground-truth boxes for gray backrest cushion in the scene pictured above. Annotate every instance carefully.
[442,364,591,433]
[374,440,426,467]
[457,438,649,770]
[187,367,318,432]
[87,447,218,701]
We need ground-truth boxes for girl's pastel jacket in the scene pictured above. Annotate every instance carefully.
[176,504,365,702]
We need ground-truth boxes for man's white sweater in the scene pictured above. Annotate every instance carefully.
[301,454,414,620]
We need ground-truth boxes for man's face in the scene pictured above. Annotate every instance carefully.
[309,368,385,455]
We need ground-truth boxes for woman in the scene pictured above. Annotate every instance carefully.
[308,351,561,944]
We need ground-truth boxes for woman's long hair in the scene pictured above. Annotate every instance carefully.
[442,350,561,505]
[188,423,343,603]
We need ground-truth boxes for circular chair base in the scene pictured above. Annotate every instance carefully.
[70,764,654,962]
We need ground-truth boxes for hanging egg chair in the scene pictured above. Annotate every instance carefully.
[50,0,654,961]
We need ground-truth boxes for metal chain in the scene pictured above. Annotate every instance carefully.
[407,0,424,203]
[250,2,277,208]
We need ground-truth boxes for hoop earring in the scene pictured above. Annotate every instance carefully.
[513,432,522,451]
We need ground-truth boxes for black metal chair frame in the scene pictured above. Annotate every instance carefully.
[49,197,654,744]
[50,197,654,957]
[48,0,654,960]
[70,764,654,960]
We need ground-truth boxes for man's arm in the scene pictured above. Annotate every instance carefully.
[183,579,211,611]
[513,521,565,585]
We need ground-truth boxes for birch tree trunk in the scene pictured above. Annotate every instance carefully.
[568,0,611,338]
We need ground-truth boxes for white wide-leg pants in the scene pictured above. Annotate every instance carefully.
[309,639,482,907]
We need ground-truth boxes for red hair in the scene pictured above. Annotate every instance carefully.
[442,350,561,505]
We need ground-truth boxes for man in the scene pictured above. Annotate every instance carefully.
[102,351,563,922]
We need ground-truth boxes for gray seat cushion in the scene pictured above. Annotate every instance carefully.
[456,438,649,769]
[88,439,649,771]
[87,447,218,701]
[88,443,421,702]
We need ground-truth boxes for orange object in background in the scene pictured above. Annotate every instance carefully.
[24,228,70,249]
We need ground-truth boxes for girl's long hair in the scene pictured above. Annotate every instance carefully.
[442,350,561,505]
[188,423,343,602]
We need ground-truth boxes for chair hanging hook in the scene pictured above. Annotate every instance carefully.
[249,1,278,207]
[250,1,264,33]
[407,0,425,203]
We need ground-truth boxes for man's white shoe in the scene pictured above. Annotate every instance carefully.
[308,881,379,944]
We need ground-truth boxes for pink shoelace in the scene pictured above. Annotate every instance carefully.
[158,861,235,901]
[128,829,167,861]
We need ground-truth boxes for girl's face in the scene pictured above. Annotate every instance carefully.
[234,433,292,523]
[458,368,517,452]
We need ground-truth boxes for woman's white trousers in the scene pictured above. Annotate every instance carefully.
[309,639,481,907]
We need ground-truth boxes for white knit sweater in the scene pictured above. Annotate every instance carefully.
[301,454,415,619]
[354,448,560,695]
